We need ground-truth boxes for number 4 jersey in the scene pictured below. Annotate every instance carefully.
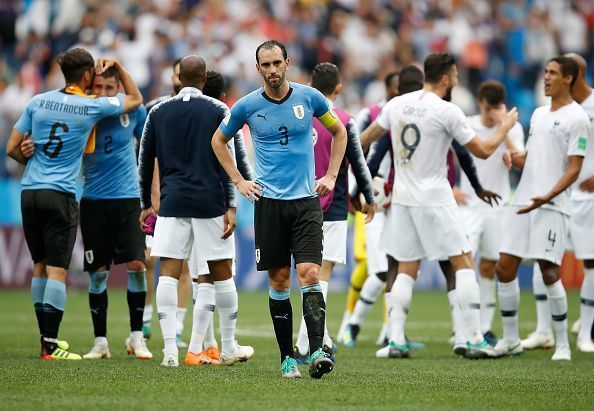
[219,82,336,200]
[14,88,125,194]
[376,89,475,207]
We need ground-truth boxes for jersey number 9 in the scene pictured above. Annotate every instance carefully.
[400,123,420,163]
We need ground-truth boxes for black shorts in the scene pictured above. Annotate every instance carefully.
[254,197,323,271]
[80,198,146,271]
[21,189,78,269]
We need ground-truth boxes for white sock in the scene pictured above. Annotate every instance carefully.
[579,268,594,340]
[156,276,178,356]
[176,307,187,336]
[455,269,483,344]
[95,336,108,346]
[204,316,218,349]
[447,290,466,345]
[498,278,520,343]
[388,274,415,346]
[143,304,153,325]
[479,276,496,334]
[350,274,385,326]
[384,291,393,342]
[320,280,333,348]
[295,288,309,355]
[188,283,215,354]
[546,279,569,347]
[337,311,350,340]
[191,281,198,303]
[214,278,238,354]
[533,263,552,336]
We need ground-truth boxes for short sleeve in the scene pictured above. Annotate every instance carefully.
[134,104,148,139]
[310,87,331,118]
[447,105,475,146]
[567,112,590,157]
[375,101,392,131]
[13,98,36,133]
[219,98,247,139]
[93,93,125,119]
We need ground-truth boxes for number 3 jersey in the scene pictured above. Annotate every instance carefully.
[81,105,147,200]
[219,82,335,200]
[14,88,125,194]
[513,101,590,215]
[376,89,475,207]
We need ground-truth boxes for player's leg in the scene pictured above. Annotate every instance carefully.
[478,259,498,340]
[440,260,467,355]
[175,261,191,349]
[521,263,555,349]
[494,252,523,356]
[143,241,156,339]
[578,259,594,351]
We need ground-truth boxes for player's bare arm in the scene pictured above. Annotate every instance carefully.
[6,129,29,165]
[96,57,142,113]
[518,155,584,214]
[212,129,262,203]
[313,118,347,196]
[360,121,388,151]
[464,107,518,159]
[503,149,527,170]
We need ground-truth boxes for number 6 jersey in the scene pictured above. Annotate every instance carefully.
[375,89,475,207]
[14,87,125,194]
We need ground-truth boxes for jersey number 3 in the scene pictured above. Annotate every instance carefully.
[279,126,289,146]
[43,122,68,158]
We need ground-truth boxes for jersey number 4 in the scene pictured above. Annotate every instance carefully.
[42,122,68,158]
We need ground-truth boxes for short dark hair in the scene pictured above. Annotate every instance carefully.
[311,62,340,96]
[255,40,287,64]
[384,71,398,88]
[398,66,424,95]
[99,66,120,83]
[477,80,505,105]
[424,52,456,84]
[547,56,579,89]
[56,48,95,83]
[203,71,225,99]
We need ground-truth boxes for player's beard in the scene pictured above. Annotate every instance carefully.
[442,85,453,102]
[265,72,284,89]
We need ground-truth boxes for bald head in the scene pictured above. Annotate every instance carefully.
[179,55,207,89]
[564,53,587,77]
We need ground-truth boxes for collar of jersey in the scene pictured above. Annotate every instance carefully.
[65,84,96,98]
[179,86,202,95]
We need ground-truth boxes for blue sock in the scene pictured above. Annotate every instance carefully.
[43,279,66,339]
[31,277,47,336]
[88,271,109,337]
[301,283,325,354]
[127,270,147,332]
[269,287,293,361]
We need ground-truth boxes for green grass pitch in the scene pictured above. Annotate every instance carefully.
[1,289,593,410]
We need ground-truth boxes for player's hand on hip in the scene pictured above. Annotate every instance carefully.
[517,195,550,214]
[475,187,502,207]
[312,175,336,196]
[139,207,156,230]
[20,133,34,158]
[236,179,262,204]
[579,176,594,193]
[222,207,236,239]
[362,201,375,224]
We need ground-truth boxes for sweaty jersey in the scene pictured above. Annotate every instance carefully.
[572,89,594,202]
[460,115,525,208]
[219,82,336,200]
[514,101,590,215]
[14,88,125,194]
[376,89,475,207]
[82,105,147,200]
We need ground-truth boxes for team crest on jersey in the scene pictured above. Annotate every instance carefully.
[85,250,94,264]
[255,248,261,263]
[119,113,130,127]
[293,104,305,119]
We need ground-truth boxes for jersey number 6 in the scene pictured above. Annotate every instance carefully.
[279,125,289,146]
[43,122,69,158]
[400,123,420,163]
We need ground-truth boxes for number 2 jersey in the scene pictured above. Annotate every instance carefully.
[219,82,336,200]
[376,89,475,207]
[14,88,125,195]
[81,105,147,200]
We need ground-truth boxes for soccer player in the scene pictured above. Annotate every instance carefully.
[495,56,589,361]
[185,70,254,366]
[212,40,347,379]
[6,48,142,359]
[293,62,375,363]
[360,52,518,359]
[139,55,248,367]
[142,58,192,348]
[457,80,525,343]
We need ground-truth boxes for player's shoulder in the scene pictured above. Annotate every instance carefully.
[566,100,589,121]
[467,114,482,127]
[232,88,262,111]
[292,82,325,101]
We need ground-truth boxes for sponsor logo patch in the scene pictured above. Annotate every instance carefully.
[107,96,120,107]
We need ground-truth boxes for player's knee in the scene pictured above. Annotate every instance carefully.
[127,260,145,271]
[584,259,594,269]
[89,271,109,294]
[128,270,147,292]
[538,260,559,285]
[298,266,319,285]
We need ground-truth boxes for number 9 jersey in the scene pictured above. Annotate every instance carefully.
[14,88,125,194]
[375,89,475,207]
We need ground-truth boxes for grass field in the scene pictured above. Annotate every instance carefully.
[1,289,593,411]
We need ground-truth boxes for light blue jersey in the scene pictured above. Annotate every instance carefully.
[219,82,332,200]
[14,89,125,194]
[82,105,147,199]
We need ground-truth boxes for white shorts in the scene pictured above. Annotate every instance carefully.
[381,204,471,262]
[188,241,237,279]
[322,220,348,265]
[570,200,594,259]
[459,207,505,261]
[151,216,234,261]
[365,211,388,275]
[499,207,568,265]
